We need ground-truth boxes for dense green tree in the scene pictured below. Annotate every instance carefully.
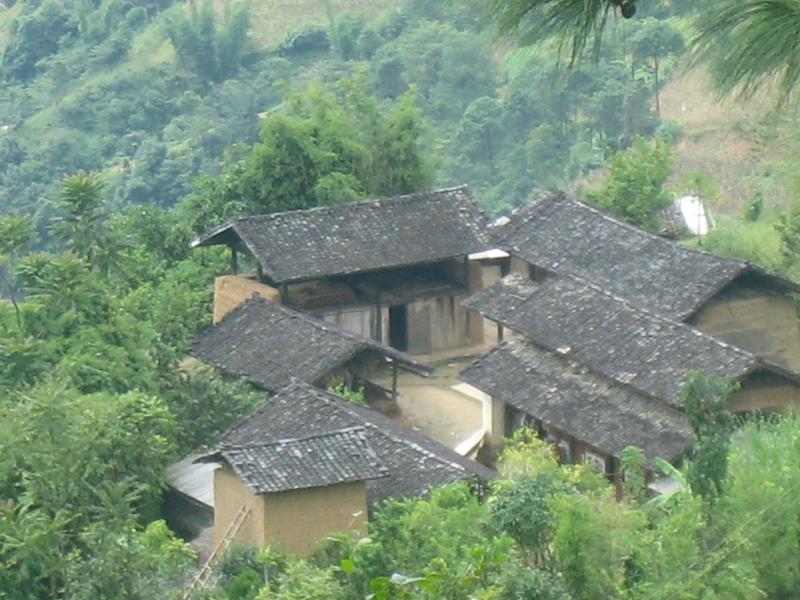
[193,76,433,219]
[489,474,565,564]
[680,371,737,502]
[164,0,251,82]
[584,136,673,229]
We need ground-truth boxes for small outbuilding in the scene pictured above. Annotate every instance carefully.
[200,427,387,556]
[167,382,495,541]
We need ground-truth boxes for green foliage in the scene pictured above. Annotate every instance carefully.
[743,191,764,222]
[162,368,262,451]
[492,559,571,600]
[681,371,737,502]
[585,136,673,229]
[484,0,612,63]
[489,474,566,562]
[327,383,367,406]
[692,0,800,98]
[700,218,784,273]
[266,560,345,600]
[619,446,647,503]
[195,75,433,218]
[0,0,77,82]
[164,0,251,82]
[64,520,195,600]
[51,171,111,269]
[775,205,800,269]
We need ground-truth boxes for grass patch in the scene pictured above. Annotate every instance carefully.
[690,217,784,272]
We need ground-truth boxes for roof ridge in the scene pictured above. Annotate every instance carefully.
[221,425,368,451]
[532,191,749,268]
[232,185,473,224]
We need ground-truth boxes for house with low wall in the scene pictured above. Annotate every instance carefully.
[200,427,386,556]
[492,191,800,371]
[169,382,495,542]
[190,186,492,354]
[460,273,800,482]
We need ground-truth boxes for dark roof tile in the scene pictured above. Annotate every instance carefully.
[193,186,490,284]
[492,192,795,319]
[464,274,758,408]
[191,298,430,392]
[219,381,495,505]
[459,339,691,463]
[207,427,387,494]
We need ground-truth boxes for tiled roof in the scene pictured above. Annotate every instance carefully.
[492,191,796,320]
[208,427,387,494]
[464,274,759,408]
[217,381,496,505]
[192,186,490,284]
[459,338,691,464]
[190,298,431,392]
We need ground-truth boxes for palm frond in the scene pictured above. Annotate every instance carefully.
[691,0,800,99]
[485,0,612,63]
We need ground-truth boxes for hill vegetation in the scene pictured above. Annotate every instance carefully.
[3,0,800,598]
[0,0,692,221]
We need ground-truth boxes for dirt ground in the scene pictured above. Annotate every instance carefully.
[372,350,487,450]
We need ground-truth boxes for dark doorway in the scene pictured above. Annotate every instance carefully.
[389,305,408,351]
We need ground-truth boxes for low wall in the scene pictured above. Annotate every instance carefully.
[213,275,280,324]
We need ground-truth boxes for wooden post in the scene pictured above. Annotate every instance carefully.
[230,248,238,274]
[280,283,288,304]
[374,292,383,343]
[391,360,398,403]
[256,263,264,282]
[497,324,504,342]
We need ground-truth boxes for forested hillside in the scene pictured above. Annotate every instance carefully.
[4,1,800,598]
[0,0,695,221]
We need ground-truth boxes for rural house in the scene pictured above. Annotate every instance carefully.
[189,296,431,398]
[492,191,800,371]
[191,186,493,354]
[174,381,495,549]
[460,273,800,481]
[199,427,387,556]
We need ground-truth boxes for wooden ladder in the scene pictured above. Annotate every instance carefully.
[182,506,251,600]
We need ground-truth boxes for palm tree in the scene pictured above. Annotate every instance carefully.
[51,172,109,270]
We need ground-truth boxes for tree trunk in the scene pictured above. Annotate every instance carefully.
[654,56,661,119]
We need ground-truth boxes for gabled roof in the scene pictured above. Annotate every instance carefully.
[463,274,770,409]
[190,298,431,392]
[218,381,495,505]
[191,186,490,285]
[203,427,387,494]
[492,191,797,320]
[459,338,691,464]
